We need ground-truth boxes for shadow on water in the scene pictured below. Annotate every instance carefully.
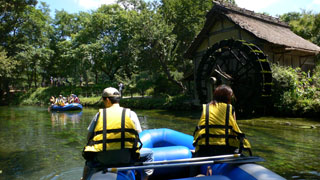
[0,149,44,178]
[40,167,83,180]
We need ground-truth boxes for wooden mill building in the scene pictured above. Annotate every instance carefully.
[185,1,320,72]
[185,1,320,107]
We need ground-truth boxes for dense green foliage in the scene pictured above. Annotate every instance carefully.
[1,1,320,117]
[271,64,320,117]
[1,0,223,99]
[280,10,320,46]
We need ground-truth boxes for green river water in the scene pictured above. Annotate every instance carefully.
[0,106,319,180]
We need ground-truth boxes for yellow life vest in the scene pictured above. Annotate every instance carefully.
[84,107,141,156]
[58,98,65,106]
[193,103,251,153]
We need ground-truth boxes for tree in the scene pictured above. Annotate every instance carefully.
[0,48,19,99]
[0,0,38,56]
[311,13,320,46]
[113,1,184,93]
[73,4,140,83]
[280,10,320,46]
[12,3,53,88]
[160,0,236,68]
[134,0,237,93]
[16,45,53,88]
[0,0,55,94]
[48,10,91,85]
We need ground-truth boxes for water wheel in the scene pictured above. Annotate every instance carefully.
[196,39,272,116]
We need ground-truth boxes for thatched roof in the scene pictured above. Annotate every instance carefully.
[185,1,320,58]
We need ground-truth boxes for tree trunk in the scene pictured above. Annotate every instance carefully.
[95,71,98,84]
[27,72,32,89]
[33,69,37,88]
[157,53,187,93]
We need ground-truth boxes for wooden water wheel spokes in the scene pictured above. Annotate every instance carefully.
[196,39,272,116]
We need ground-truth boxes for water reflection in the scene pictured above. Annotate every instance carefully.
[0,106,319,180]
[40,167,83,180]
[50,111,83,128]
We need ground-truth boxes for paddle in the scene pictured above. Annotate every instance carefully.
[213,156,265,164]
[106,156,265,172]
[142,154,241,165]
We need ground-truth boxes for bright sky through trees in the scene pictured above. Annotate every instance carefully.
[40,0,320,17]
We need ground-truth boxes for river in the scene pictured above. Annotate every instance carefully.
[0,106,319,180]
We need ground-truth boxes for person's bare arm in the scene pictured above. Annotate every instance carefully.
[86,112,99,141]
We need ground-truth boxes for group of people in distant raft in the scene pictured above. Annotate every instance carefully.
[80,84,252,180]
[50,94,80,106]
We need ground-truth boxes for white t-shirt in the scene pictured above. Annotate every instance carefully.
[87,105,142,133]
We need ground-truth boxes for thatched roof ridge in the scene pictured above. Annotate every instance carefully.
[185,1,320,58]
[209,1,289,28]
[225,13,320,52]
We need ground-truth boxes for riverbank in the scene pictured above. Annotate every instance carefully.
[4,85,320,119]
[72,95,199,111]
[7,86,198,111]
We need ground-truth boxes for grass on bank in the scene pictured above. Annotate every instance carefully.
[11,86,197,111]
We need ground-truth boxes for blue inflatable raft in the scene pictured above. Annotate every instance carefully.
[50,103,82,111]
[88,128,285,180]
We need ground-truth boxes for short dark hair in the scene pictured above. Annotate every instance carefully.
[103,96,120,104]
[213,84,233,104]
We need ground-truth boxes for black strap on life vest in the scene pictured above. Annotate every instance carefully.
[193,131,237,146]
[103,108,107,151]
[205,103,210,146]
[91,138,139,145]
[101,108,126,151]
[121,108,126,149]
[193,103,233,145]
[93,108,142,153]
[95,129,138,135]
[193,104,252,156]
[193,103,233,146]
[225,104,252,155]
[225,104,230,147]
[231,130,252,156]
[194,125,233,132]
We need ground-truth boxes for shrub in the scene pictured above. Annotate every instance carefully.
[271,63,320,117]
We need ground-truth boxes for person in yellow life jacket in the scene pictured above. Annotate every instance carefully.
[81,87,153,180]
[193,84,251,157]
[57,95,65,106]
